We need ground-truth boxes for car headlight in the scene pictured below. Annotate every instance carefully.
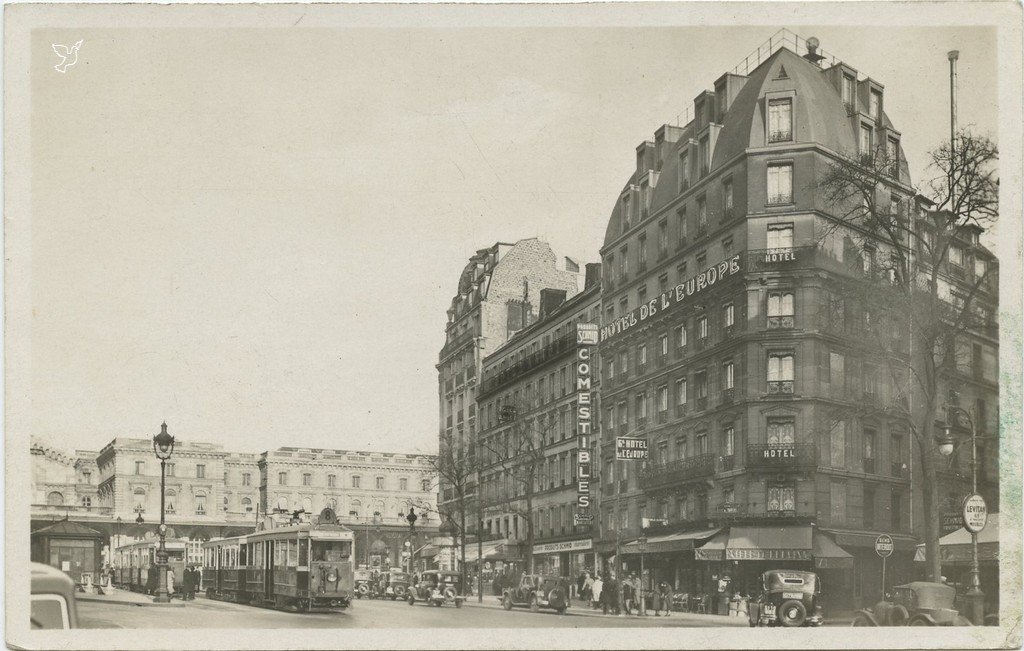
[327,571,338,583]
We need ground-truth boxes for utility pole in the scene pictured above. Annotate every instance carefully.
[948,50,959,205]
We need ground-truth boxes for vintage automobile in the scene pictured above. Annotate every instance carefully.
[384,569,412,600]
[747,570,824,627]
[31,563,79,629]
[501,574,570,615]
[407,570,465,607]
[852,582,971,626]
[354,569,373,599]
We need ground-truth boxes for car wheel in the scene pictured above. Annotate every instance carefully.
[852,614,873,626]
[530,594,540,613]
[456,600,463,609]
[778,600,807,627]
[889,605,909,626]
[407,596,415,606]
[909,616,932,626]
[557,607,566,615]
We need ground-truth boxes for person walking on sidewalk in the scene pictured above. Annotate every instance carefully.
[591,574,604,610]
[656,582,672,616]
[582,571,594,605]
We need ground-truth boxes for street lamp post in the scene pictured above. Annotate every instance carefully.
[937,405,985,626]
[637,534,648,617]
[364,514,382,569]
[152,423,176,604]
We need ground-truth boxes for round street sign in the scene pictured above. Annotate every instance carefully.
[874,534,894,558]
[962,494,988,533]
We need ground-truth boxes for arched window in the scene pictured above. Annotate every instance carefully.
[195,491,207,515]
[165,489,177,513]
[327,498,337,511]
[241,497,253,513]
[302,497,313,512]
[80,496,92,508]
[349,499,361,519]
[133,487,146,512]
[46,491,64,506]
[223,495,229,512]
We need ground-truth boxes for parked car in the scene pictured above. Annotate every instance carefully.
[747,570,824,627]
[407,570,465,607]
[31,563,78,629]
[354,569,372,599]
[852,582,971,626]
[384,569,412,600]
[501,574,569,615]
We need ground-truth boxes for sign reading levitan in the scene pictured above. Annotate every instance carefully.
[962,494,988,533]
[600,254,741,342]
[574,324,598,519]
[616,437,649,460]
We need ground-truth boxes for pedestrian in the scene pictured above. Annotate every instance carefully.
[591,574,604,610]
[621,574,634,615]
[582,571,594,604]
[658,582,672,616]
[577,571,586,602]
[182,565,194,600]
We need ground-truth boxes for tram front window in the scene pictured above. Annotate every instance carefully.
[312,541,351,562]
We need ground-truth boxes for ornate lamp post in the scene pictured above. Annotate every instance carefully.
[637,533,648,616]
[937,406,987,625]
[400,507,418,574]
[152,422,175,603]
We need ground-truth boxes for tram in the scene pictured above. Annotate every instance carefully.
[112,539,187,594]
[202,507,355,612]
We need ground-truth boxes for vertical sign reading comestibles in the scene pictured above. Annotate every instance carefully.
[574,323,598,525]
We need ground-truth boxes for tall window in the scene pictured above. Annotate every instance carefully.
[352,475,362,489]
[677,208,688,243]
[887,137,900,176]
[697,315,708,340]
[723,361,735,389]
[863,427,877,473]
[697,197,708,231]
[635,392,648,423]
[421,478,431,491]
[242,497,253,513]
[132,488,145,512]
[675,324,687,348]
[658,221,668,257]
[723,425,735,456]
[767,419,795,446]
[164,490,175,513]
[620,245,629,279]
[302,473,312,486]
[399,477,408,490]
[829,421,846,468]
[657,385,668,415]
[637,343,647,370]
[195,492,207,515]
[767,352,794,392]
[767,163,793,204]
[860,124,873,157]
[679,151,690,190]
[768,98,793,142]
[842,75,855,108]
[767,291,794,327]
[196,464,206,479]
[376,476,385,490]
[768,485,796,512]
[949,244,964,267]
[699,135,710,175]
[767,223,793,251]
[830,481,847,525]
[278,471,288,485]
[621,195,631,232]
[695,431,708,455]
[723,180,734,217]
[328,474,336,488]
[676,378,688,407]
[135,461,145,475]
[724,303,735,328]
[659,334,669,359]
[869,90,881,120]
[638,234,648,268]
[242,472,251,486]
[696,370,708,399]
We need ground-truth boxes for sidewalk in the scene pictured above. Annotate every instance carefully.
[461,596,748,626]
[76,587,186,608]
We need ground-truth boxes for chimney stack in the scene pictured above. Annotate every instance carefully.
[538,288,568,320]
[585,263,603,289]
[803,36,825,66]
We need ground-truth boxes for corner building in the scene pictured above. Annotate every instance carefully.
[594,41,998,613]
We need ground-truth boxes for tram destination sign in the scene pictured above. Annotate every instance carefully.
[616,437,649,460]
[874,534,894,558]
[600,254,741,343]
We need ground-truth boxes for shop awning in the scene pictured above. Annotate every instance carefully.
[813,532,854,569]
[694,530,730,561]
[621,527,721,554]
[825,530,919,551]
[726,526,812,561]
[418,544,440,559]
[914,513,999,563]
[463,541,517,563]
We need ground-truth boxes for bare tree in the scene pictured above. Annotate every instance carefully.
[425,428,479,586]
[813,130,998,582]
[477,400,558,574]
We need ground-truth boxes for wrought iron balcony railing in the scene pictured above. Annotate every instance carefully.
[767,380,794,395]
[767,315,795,330]
[639,454,715,491]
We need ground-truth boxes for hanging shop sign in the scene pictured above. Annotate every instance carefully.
[533,539,594,555]
[600,254,742,343]
[726,549,812,562]
[616,437,649,460]
[575,324,597,518]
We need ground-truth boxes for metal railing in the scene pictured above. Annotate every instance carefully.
[478,332,575,398]
[639,454,716,490]
[767,380,794,395]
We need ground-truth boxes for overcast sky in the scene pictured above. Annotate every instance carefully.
[27,23,998,456]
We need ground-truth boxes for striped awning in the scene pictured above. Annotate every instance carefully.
[694,530,731,561]
[914,513,999,563]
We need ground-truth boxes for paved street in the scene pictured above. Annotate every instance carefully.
[78,595,748,629]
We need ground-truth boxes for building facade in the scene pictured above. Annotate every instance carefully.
[32,437,439,574]
[436,239,584,539]
[475,268,602,579]
[592,40,998,613]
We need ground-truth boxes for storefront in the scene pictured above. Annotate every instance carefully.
[693,525,853,615]
[31,519,105,586]
[463,540,524,595]
[619,527,721,593]
[825,529,918,610]
[914,513,999,615]
[532,538,594,581]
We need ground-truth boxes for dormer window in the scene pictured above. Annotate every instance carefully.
[768,99,793,143]
[622,195,632,233]
[679,151,690,192]
[887,137,900,177]
[870,90,882,121]
[859,124,874,161]
[842,75,856,111]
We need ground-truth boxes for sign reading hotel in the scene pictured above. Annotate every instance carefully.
[600,254,742,342]
[616,437,649,460]
[575,324,598,520]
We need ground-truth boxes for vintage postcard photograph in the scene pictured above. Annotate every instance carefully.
[5,2,1022,649]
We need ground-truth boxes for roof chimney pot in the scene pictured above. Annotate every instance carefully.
[804,36,825,66]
